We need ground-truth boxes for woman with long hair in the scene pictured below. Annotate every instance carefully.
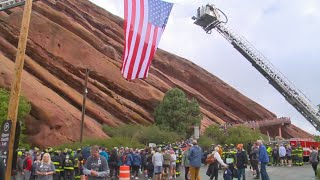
[109,148,119,178]
[36,153,55,180]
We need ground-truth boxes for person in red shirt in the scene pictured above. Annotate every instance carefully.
[22,151,33,180]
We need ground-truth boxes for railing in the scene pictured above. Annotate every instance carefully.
[239,117,291,128]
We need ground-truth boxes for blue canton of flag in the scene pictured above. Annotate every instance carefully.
[148,0,173,28]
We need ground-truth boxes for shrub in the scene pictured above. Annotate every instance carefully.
[102,124,183,145]
[102,124,140,138]
[204,124,266,145]
[55,137,144,150]
[198,135,215,151]
[135,125,183,145]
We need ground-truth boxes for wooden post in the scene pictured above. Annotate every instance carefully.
[5,0,33,179]
[80,68,90,143]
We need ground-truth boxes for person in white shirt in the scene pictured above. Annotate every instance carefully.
[152,148,164,180]
[206,147,228,180]
[279,144,287,166]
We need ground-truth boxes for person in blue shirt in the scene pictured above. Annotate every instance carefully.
[132,150,142,179]
[99,147,109,162]
[257,140,270,180]
[188,140,203,180]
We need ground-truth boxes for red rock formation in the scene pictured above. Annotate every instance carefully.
[0,0,311,147]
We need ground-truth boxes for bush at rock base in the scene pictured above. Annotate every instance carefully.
[55,137,144,150]
[198,135,216,150]
[204,124,267,146]
[102,124,183,145]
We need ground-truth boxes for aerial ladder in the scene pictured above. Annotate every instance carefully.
[192,4,320,131]
[0,0,37,11]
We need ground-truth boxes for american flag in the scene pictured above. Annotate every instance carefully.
[121,0,173,80]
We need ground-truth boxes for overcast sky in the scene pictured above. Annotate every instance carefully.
[90,0,320,134]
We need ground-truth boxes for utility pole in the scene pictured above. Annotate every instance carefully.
[80,68,90,143]
[5,0,33,179]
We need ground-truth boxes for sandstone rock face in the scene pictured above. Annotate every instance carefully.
[0,0,310,147]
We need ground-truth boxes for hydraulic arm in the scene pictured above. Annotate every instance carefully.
[192,4,320,130]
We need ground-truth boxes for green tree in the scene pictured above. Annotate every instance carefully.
[154,88,202,137]
[0,88,31,147]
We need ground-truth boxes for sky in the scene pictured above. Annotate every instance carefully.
[90,0,320,135]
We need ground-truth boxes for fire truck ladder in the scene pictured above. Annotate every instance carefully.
[192,4,320,130]
[0,0,37,11]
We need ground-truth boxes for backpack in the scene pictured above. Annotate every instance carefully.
[273,149,278,155]
[250,152,257,160]
[122,154,128,164]
[223,168,232,180]
[133,154,140,165]
[205,154,216,165]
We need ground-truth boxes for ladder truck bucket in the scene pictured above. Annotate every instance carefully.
[192,4,220,31]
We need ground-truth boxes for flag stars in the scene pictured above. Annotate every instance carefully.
[148,0,173,27]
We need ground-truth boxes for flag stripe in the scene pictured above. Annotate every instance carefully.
[144,28,163,78]
[120,0,131,73]
[136,24,152,78]
[130,0,150,79]
[143,26,159,78]
[122,0,136,75]
[127,0,146,80]
[138,25,155,78]
[123,0,140,78]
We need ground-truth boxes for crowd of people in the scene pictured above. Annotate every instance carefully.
[5,138,317,180]
[9,140,189,180]
[204,140,270,180]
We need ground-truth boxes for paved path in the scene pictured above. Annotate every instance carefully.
[195,164,315,180]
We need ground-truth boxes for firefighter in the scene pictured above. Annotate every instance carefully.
[297,146,304,166]
[175,147,182,177]
[267,144,272,166]
[63,151,75,180]
[222,145,227,162]
[292,145,297,166]
[225,146,236,177]
[51,151,62,180]
[47,147,54,155]
[74,148,82,179]
[59,150,65,178]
